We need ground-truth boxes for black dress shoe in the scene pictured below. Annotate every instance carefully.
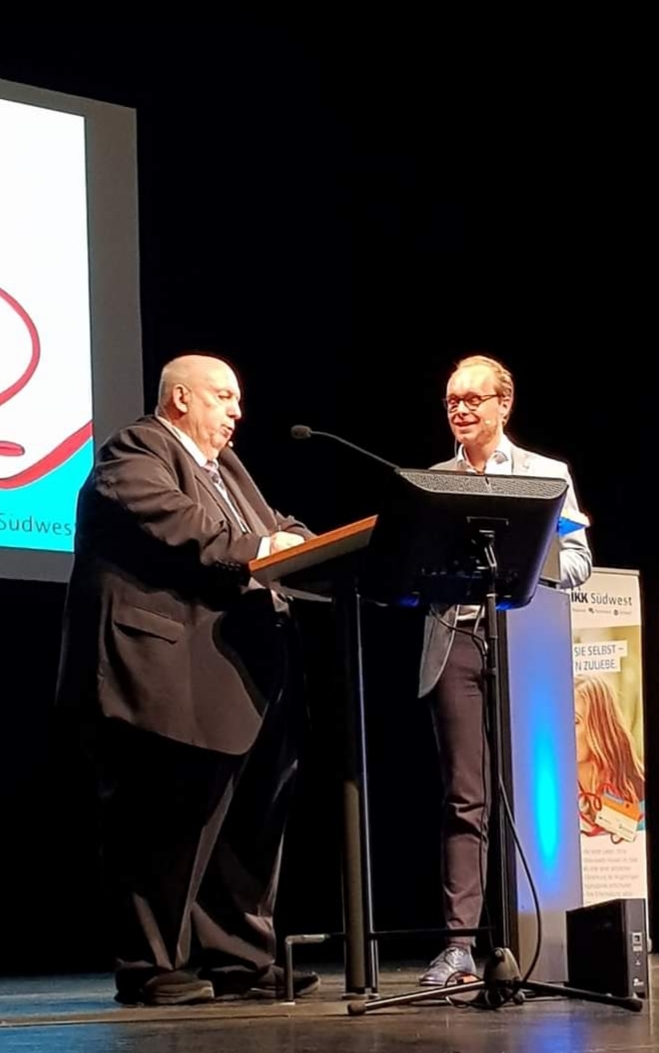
[207,964,320,1000]
[115,969,215,1006]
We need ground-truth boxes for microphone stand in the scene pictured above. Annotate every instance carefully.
[290,425,398,470]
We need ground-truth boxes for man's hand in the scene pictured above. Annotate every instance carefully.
[269,531,306,553]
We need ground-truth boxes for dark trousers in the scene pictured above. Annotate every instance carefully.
[429,626,490,948]
[96,633,304,981]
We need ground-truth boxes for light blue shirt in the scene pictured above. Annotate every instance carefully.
[456,432,513,474]
[455,433,513,620]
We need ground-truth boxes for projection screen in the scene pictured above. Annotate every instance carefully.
[0,76,143,582]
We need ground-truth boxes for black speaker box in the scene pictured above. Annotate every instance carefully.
[566,898,648,998]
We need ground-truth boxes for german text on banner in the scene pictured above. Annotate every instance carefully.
[570,569,646,907]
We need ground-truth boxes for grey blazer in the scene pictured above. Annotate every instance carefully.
[418,441,592,698]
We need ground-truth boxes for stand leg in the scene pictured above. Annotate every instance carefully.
[334,582,378,994]
[482,546,513,951]
[347,946,643,1015]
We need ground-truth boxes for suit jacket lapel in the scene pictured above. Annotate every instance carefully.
[223,475,270,536]
[193,461,250,532]
[220,451,274,536]
[510,444,531,474]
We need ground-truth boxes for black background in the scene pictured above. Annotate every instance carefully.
[0,16,656,972]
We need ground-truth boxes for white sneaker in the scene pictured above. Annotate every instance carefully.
[419,945,478,986]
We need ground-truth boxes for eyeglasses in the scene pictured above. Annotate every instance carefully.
[443,393,499,413]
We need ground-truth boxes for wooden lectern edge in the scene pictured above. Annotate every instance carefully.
[248,515,377,575]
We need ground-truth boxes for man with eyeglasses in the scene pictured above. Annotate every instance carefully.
[417,353,591,989]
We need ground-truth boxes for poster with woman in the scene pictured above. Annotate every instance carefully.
[570,569,647,908]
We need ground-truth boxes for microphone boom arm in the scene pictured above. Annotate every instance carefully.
[290,425,398,470]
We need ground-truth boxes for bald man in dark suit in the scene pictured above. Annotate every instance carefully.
[57,353,319,1005]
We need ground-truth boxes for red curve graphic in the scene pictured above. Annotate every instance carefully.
[0,287,41,405]
[0,421,93,488]
[1,287,93,486]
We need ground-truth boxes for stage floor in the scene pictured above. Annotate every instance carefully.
[0,957,656,1053]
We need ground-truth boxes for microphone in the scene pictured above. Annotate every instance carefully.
[290,425,398,469]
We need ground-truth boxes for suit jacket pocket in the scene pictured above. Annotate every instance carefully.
[113,605,184,643]
[102,604,189,733]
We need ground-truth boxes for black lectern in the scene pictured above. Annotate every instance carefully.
[361,468,568,609]
[251,469,641,1011]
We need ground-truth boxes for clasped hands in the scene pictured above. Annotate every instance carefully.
[269,531,306,554]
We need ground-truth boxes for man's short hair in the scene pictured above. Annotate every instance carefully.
[452,354,514,422]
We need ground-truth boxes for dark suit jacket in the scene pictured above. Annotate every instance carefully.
[56,415,312,754]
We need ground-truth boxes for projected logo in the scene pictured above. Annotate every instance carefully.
[0,286,93,553]
[0,287,92,487]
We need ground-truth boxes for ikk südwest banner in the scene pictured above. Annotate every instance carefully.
[570,569,646,907]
